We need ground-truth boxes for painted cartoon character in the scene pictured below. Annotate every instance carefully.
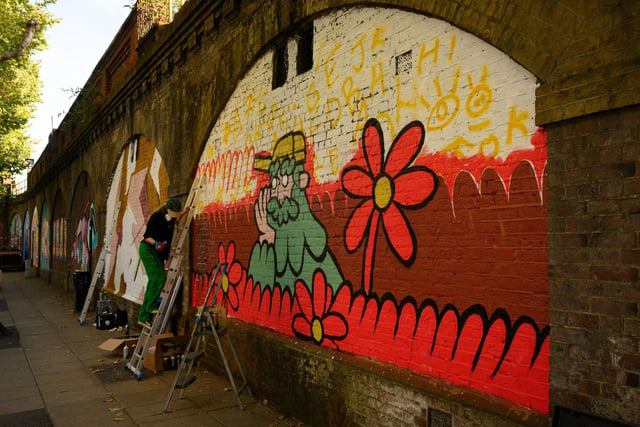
[248,132,343,293]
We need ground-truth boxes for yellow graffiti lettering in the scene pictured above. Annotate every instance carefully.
[342,76,361,116]
[351,34,366,73]
[244,146,255,194]
[506,107,530,146]
[328,147,340,175]
[324,43,342,89]
[418,38,440,75]
[370,60,386,97]
[442,136,474,159]
[465,65,492,118]
[377,111,395,140]
[479,134,500,158]
[267,103,279,133]
[427,94,460,131]
[223,122,232,145]
[396,75,417,124]
[448,34,456,62]
[355,97,369,134]
[372,27,386,52]
[244,92,257,120]
[426,69,461,131]
[306,81,320,113]
[327,97,342,128]
[278,106,289,132]
[308,116,321,135]
[293,112,306,136]
[232,109,243,142]
[313,151,324,183]
[468,119,491,131]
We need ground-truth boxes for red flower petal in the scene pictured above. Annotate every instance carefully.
[229,261,243,284]
[227,241,236,263]
[342,166,373,198]
[292,315,311,338]
[312,271,328,316]
[218,242,225,263]
[363,119,383,177]
[382,204,414,262]
[345,199,374,251]
[385,121,424,177]
[323,313,348,339]
[393,167,437,208]
[295,280,313,316]
[226,286,239,310]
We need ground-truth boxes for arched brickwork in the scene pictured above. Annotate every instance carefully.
[4,1,639,426]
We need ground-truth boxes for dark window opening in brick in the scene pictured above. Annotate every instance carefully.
[297,24,313,75]
[273,42,288,89]
[396,50,412,75]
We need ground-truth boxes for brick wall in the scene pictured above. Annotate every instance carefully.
[3,1,639,426]
[548,104,640,425]
[190,4,550,423]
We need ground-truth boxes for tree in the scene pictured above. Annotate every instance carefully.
[0,0,57,192]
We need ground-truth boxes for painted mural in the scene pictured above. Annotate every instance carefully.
[9,213,22,250]
[190,7,548,413]
[31,207,39,268]
[23,212,30,261]
[72,202,97,270]
[53,217,67,261]
[102,135,173,303]
[40,202,50,270]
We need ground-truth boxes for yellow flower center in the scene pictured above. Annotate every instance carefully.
[373,175,393,210]
[311,318,323,343]
[221,274,229,293]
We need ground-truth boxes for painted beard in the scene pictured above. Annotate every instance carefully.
[266,195,300,227]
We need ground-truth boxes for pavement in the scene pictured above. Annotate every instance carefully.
[0,270,307,427]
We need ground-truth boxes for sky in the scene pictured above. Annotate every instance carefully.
[27,0,132,163]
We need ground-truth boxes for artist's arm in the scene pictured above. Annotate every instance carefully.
[142,214,167,250]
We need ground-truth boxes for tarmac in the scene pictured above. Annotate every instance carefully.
[0,270,307,427]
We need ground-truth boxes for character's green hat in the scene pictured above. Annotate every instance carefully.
[253,132,306,173]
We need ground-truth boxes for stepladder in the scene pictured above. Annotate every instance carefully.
[126,265,183,380]
[163,262,253,413]
[79,202,121,325]
[125,175,205,380]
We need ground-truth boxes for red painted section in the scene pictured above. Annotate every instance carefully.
[190,125,549,413]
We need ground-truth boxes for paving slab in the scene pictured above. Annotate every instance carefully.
[0,271,309,427]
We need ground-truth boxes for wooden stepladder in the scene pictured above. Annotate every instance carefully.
[126,176,205,380]
[163,262,252,413]
[79,202,121,326]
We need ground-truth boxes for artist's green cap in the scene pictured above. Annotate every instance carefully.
[166,198,181,218]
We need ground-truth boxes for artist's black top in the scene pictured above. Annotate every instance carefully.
[143,209,175,261]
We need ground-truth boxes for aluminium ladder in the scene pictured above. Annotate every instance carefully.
[125,175,205,380]
[79,202,121,326]
[163,262,252,413]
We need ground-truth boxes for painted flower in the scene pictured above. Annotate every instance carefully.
[341,118,438,292]
[292,270,348,346]
[214,241,243,310]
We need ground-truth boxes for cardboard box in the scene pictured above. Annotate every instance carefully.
[144,334,188,373]
[99,337,139,356]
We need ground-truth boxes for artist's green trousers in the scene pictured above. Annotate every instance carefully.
[138,243,166,323]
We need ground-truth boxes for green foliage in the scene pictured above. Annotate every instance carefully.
[0,0,57,182]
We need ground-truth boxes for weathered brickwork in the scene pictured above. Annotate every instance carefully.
[2,1,639,426]
[548,105,640,426]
